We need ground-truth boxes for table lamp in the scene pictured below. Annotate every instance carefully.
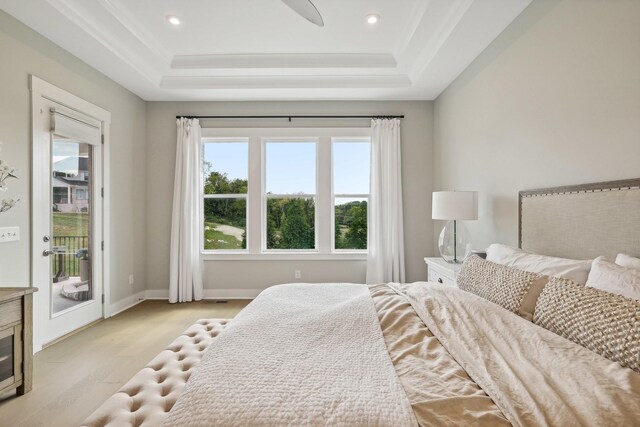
[432,191,478,263]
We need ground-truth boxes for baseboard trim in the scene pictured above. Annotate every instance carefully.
[42,318,103,349]
[109,291,146,317]
[144,289,169,300]
[143,288,262,301]
[109,289,260,316]
[202,289,262,299]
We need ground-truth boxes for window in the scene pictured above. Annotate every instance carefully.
[76,189,87,200]
[200,128,371,258]
[202,139,248,251]
[265,141,317,250]
[332,140,370,251]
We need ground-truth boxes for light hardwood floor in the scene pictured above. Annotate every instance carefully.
[0,299,250,427]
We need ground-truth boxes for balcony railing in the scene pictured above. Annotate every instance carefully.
[51,236,89,279]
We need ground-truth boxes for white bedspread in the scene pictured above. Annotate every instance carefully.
[162,283,417,427]
[393,282,640,427]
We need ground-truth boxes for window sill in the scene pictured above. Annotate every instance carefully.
[201,252,367,261]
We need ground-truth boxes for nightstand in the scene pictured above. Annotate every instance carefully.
[424,257,462,286]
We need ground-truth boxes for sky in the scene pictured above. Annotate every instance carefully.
[52,140,86,172]
[203,141,370,200]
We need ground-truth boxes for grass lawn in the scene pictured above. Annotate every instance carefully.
[51,213,90,276]
[204,223,244,250]
[53,212,89,236]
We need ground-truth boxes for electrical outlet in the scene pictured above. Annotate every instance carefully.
[294,270,301,279]
[129,274,134,285]
[0,226,19,242]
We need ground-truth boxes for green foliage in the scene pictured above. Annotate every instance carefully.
[202,167,367,251]
[204,170,248,195]
[335,201,368,250]
[267,198,315,249]
[204,198,246,228]
[344,205,367,249]
[334,215,344,248]
[281,199,314,249]
[266,199,282,248]
[202,170,247,250]
[203,170,247,229]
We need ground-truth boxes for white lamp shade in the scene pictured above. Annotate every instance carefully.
[432,191,478,220]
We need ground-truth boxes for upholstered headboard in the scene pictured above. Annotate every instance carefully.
[519,178,640,260]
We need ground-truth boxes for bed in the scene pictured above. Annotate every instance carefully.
[83,178,640,427]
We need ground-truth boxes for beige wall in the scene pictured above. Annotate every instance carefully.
[433,0,640,252]
[0,5,434,302]
[0,11,147,304]
[145,101,434,294]
[8,0,632,301]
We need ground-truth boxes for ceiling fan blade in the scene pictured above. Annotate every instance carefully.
[281,0,324,27]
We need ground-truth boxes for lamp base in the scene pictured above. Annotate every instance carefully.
[438,220,472,264]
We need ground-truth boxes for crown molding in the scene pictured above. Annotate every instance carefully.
[161,75,412,90]
[44,0,163,84]
[171,53,397,70]
[1,0,532,99]
[392,0,432,58]
[96,0,173,64]
[403,0,475,81]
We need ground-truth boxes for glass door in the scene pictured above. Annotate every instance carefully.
[31,78,110,352]
[50,138,94,316]
[31,97,105,350]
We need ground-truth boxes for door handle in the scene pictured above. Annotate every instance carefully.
[43,250,53,257]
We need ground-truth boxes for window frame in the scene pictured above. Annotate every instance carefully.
[201,137,250,254]
[262,137,319,253]
[331,137,371,253]
[200,128,371,260]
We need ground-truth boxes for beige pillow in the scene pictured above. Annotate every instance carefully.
[534,277,640,373]
[486,243,592,285]
[457,255,547,320]
[616,253,640,270]
[586,256,640,301]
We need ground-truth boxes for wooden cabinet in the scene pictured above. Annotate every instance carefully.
[424,257,461,286]
[0,288,37,396]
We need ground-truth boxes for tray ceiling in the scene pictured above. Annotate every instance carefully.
[0,0,532,101]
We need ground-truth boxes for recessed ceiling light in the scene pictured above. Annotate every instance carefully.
[166,15,181,26]
[366,14,380,25]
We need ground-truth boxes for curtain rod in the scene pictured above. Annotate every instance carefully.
[175,115,404,122]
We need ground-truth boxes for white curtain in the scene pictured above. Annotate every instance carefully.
[169,118,204,303]
[366,119,406,284]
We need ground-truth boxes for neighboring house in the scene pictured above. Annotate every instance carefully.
[52,156,89,213]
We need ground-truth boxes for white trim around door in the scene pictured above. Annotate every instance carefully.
[30,76,111,352]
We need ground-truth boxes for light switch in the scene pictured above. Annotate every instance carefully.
[0,226,20,242]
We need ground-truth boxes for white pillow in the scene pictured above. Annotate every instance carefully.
[586,256,640,300]
[615,253,640,270]
[486,243,592,285]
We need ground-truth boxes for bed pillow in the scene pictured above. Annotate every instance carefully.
[486,243,592,285]
[616,253,640,270]
[457,255,547,320]
[586,256,640,300]
[534,276,640,373]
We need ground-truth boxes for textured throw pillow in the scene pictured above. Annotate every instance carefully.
[457,255,546,320]
[534,277,640,373]
[616,253,640,270]
[586,256,640,301]
[486,243,592,285]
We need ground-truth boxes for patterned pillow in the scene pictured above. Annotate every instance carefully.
[534,277,640,373]
[457,255,545,317]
